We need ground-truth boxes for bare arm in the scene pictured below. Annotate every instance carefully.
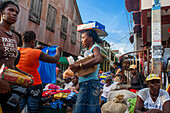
[81,47,102,68]
[135,96,170,113]
[117,74,125,85]
[69,46,102,73]
[0,79,11,94]
[34,45,44,49]
[134,96,146,113]
[39,47,62,63]
[15,66,33,77]
[161,100,170,113]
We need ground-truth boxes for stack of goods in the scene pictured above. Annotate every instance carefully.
[41,84,72,110]
[0,64,33,86]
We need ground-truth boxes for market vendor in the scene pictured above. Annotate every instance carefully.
[114,68,127,85]
[134,74,170,113]
[100,75,114,107]
[129,65,145,92]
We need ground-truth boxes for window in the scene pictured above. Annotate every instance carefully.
[71,23,77,44]
[46,5,57,32]
[29,0,42,24]
[60,15,68,39]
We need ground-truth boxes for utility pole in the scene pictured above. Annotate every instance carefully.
[151,0,162,80]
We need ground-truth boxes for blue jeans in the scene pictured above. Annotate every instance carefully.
[73,80,101,113]
[20,84,42,113]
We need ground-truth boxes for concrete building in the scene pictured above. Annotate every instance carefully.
[125,0,170,50]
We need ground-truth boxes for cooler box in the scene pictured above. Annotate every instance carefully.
[77,21,108,37]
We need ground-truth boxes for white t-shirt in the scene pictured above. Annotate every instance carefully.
[101,83,115,98]
[138,88,170,110]
[64,82,73,89]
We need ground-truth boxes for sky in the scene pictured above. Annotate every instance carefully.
[76,0,134,54]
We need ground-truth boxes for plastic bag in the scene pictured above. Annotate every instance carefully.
[67,56,75,65]
[63,68,74,79]
[0,64,33,86]
[107,90,137,102]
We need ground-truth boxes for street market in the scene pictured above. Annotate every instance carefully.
[0,0,170,113]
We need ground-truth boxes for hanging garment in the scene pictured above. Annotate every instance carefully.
[38,45,58,83]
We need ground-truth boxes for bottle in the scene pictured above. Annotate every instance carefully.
[67,56,75,65]
[78,56,84,61]
[84,50,93,57]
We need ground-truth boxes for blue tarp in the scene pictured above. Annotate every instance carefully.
[38,45,58,83]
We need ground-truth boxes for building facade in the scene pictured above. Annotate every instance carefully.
[125,0,170,50]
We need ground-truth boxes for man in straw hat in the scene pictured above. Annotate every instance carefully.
[135,74,170,113]
[129,65,145,91]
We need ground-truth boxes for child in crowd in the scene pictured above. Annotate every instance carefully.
[100,75,114,107]
[62,77,73,89]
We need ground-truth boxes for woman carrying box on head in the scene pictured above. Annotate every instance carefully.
[69,29,103,113]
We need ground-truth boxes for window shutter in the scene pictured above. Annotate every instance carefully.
[60,15,68,39]
[71,23,77,44]
[29,0,42,25]
[46,5,57,32]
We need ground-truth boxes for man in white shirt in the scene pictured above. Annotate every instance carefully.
[135,74,170,113]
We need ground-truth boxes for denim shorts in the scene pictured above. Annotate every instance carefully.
[20,84,42,113]
[101,96,107,103]
[73,80,101,113]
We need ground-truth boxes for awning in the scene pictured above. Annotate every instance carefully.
[58,57,69,64]
[125,0,140,12]
[132,11,141,24]
[133,24,141,33]
[129,34,134,44]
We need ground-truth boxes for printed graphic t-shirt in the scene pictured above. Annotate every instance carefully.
[17,48,42,85]
[138,88,170,110]
[0,29,19,69]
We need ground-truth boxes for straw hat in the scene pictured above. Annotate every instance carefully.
[146,74,161,81]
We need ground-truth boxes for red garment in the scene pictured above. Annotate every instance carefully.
[129,89,138,93]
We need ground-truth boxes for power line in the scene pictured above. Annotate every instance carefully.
[125,9,131,35]
[110,33,129,46]
[125,39,129,48]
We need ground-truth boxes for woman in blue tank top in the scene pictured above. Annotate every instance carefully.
[69,29,103,113]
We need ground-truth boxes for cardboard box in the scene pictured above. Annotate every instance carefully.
[74,55,98,77]
[77,21,108,37]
